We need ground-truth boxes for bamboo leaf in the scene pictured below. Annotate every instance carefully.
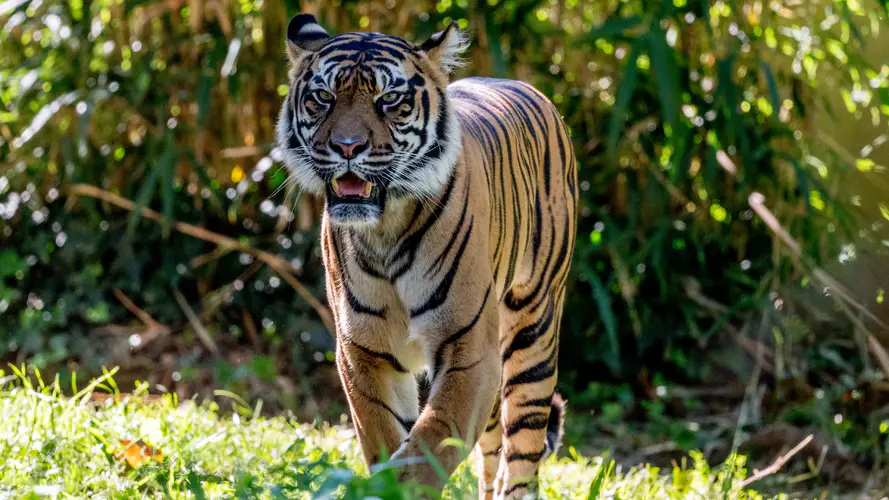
[585,268,620,368]
[607,38,644,161]
[197,73,214,128]
[160,145,177,239]
[760,62,781,122]
[647,26,680,137]
[127,138,176,238]
[586,15,641,42]
[127,157,161,238]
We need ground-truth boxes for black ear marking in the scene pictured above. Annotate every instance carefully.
[419,21,458,52]
[419,21,469,73]
[287,14,330,51]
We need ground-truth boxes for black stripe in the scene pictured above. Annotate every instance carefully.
[426,182,471,278]
[317,39,408,60]
[518,396,553,408]
[429,286,491,380]
[343,282,386,318]
[330,231,387,318]
[444,357,484,375]
[503,477,536,495]
[506,411,549,437]
[503,209,561,312]
[504,347,557,397]
[348,341,408,373]
[506,445,546,463]
[409,216,474,318]
[389,173,457,280]
[501,297,555,362]
[356,389,415,433]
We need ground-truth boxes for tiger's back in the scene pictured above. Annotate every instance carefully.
[449,77,577,304]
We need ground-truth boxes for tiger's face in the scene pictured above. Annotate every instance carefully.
[277,15,468,228]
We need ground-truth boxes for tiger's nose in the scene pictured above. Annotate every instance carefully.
[330,135,368,160]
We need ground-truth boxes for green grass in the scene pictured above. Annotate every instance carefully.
[0,367,773,499]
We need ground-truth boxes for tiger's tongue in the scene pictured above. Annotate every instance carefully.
[337,173,369,197]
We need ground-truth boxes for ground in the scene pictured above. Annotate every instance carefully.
[0,368,775,499]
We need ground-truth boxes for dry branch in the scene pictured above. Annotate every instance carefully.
[65,183,335,333]
[112,288,170,334]
[172,288,220,356]
[739,434,814,487]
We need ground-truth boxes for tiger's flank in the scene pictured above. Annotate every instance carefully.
[276,13,578,500]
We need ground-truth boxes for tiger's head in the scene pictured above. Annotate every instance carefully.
[276,14,469,228]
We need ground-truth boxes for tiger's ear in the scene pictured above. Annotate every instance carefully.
[419,22,470,74]
[286,14,330,62]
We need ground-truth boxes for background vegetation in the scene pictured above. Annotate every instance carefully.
[2,0,889,495]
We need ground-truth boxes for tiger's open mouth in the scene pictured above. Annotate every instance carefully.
[331,172,375,199]
[325,172,385,226]
[327,172,381,204]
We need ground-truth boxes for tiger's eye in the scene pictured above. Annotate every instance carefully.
[317,90,334,101]
[380,92,401,104]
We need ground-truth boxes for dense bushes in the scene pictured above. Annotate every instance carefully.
[2,0,889,456]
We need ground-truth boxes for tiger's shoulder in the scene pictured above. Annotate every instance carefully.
[447,77,556,112]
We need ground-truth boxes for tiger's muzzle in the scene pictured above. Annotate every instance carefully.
[325,171,386,227]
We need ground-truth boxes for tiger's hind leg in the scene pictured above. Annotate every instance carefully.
[495,290,566,500]
[475,397,502,499]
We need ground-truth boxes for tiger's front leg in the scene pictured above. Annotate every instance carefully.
[391,286,501,489]
[336,335,420,466]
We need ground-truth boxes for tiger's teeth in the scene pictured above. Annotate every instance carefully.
[362,182,373,198]
[332,179,341,196]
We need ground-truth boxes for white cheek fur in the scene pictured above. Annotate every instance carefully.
[388,107,462,199]
[275,101,326,195]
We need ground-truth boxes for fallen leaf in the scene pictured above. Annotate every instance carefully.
[114,439,164,469]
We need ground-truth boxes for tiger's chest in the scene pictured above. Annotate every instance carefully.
[324,226,473,373]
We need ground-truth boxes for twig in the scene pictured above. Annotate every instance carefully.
[739,434,814,487]
[220,145,265,158]
[112,288,170,335]
[65,183,335,333]
[199,261,263,322]
[728,313,771,474]
[189,246,234,269]
[68,184,292,271]
[868,335,889,382]
[682,276,776,374]
[172,288,220,356]
[269,263,335,332]
[716,150,738,176]
[241,309,261,350]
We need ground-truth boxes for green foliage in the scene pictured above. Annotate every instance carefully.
[2,0,889,477]
[0,369,767,498]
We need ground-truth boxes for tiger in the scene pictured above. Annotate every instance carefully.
[276,13,578,500]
